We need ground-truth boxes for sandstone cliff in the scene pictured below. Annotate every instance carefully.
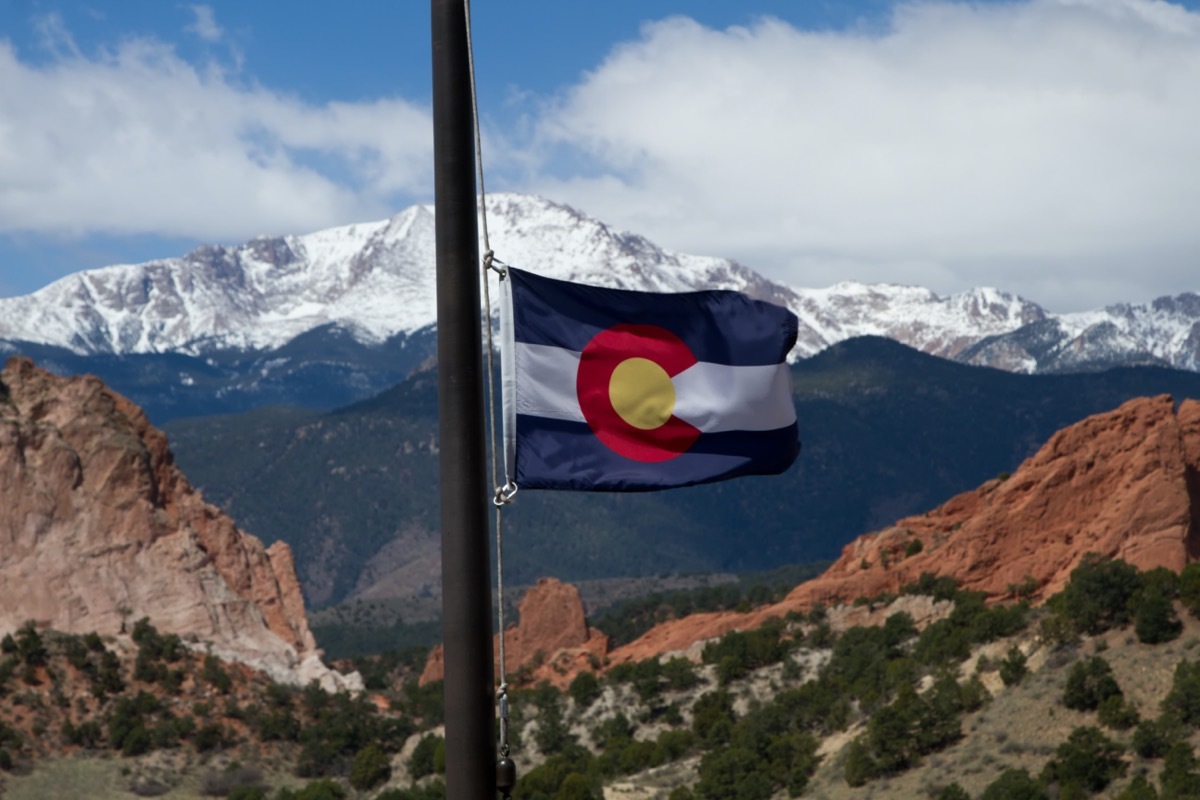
[421,577,607,689]
[0,357,359,690]
[448,396,1200,679]
[606,395,1200,665]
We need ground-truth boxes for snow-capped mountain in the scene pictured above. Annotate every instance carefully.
[961,294,1200,373]
[1,193,1198,421]
[0,193,1046,360]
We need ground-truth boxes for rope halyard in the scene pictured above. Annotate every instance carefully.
[463,0,516,784]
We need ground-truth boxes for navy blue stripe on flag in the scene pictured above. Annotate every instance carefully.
[508,268,798,366]
[515,415,801,491]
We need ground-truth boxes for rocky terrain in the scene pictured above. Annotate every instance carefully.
[0,356,357,691]
[5,361,1200,799]
[453,394,1200,681]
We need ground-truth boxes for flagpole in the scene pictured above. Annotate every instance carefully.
[431,1,495,799]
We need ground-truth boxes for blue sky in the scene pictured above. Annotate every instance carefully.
[2,0,1200,311]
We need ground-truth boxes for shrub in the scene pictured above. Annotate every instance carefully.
[556,772,599,800]
[1039,725,1126,795]
[1134,585,1182,644]
[193,723,226,753]
[980,768,1049,800]
[1097,695,1140,730]
[409,734,443,780]
[592,714,635,750]
[531,685,575,755]
[201,655,233,694]
[842,739,879,787]
[1113,774,1158,800]
[1179,563,1200,617]
[227,788,267,800]
[121,725,152,757]
[1163,660,1200,728]
[350,743,391,791]
[697,746,772,800]
[662,657,700,691]
[15,621,47,667]
[691,690,735,746]
[1050,554,1140,635]
[701,619,790,685]
[1063,656,1122,711]
[1160,742,1200,798]
[1132,716,1181,759]
[999,646,1029,687]
[516,744,595,800]
[289,779,348,800]
[568,671,601,709]
[200,765,263,797]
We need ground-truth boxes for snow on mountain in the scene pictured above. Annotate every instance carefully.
[959,293,1200,373]
[0,193,1197,374]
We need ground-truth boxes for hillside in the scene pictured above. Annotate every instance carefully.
[8,563,1200,800]
[164,337,1200,610]
[6,364,1200,799]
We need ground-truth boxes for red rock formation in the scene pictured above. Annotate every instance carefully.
[0,357,357,689]
[607,395,1200,666]
[422,577,607,688]
[426,396,1200,682]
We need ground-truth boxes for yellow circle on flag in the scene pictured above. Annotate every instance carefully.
[609,357,675,430]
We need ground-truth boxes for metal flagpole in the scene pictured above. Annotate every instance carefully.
[431,1,496,799]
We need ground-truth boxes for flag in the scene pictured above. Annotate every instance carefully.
[501,267,800,491]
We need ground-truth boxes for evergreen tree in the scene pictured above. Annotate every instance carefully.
[1114,774,1159,800]
[1134,585,1182,644]
[843,739,880,788]
[1063,656,1122,711]
[999,646,1029,687]
[1039,726,1126,795]
[350,744,391,791]
[1160,742,1200,799]
[1051,554,1140,635]
[980,768,1049,800]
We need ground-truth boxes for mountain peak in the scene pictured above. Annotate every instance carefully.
[2,193,1199,377]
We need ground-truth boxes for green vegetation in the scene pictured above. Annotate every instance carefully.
[13,556,1200,799]
[1062,656,1123,712]
[591,563,830,648]
[701,619,792,685]
[1039,726,1127,796]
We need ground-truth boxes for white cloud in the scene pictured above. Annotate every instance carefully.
[186,5,223,43]
[0,31,432,244]
[520,0,1200,311]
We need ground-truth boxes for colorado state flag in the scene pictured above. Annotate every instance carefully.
[501,267,800,491]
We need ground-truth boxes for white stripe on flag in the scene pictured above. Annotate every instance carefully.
[515,342,585,422]
[671,361,795,432]
[514,342,795,433]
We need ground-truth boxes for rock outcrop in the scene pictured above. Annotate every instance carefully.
[422,577,607,689]
[786,394,1200,605]
[426,395,1200,683]
[608,395,1200,666]
[0,357,359,690]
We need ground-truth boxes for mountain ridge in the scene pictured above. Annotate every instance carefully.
[4,193,1199,384]
[162,335,1200,610]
